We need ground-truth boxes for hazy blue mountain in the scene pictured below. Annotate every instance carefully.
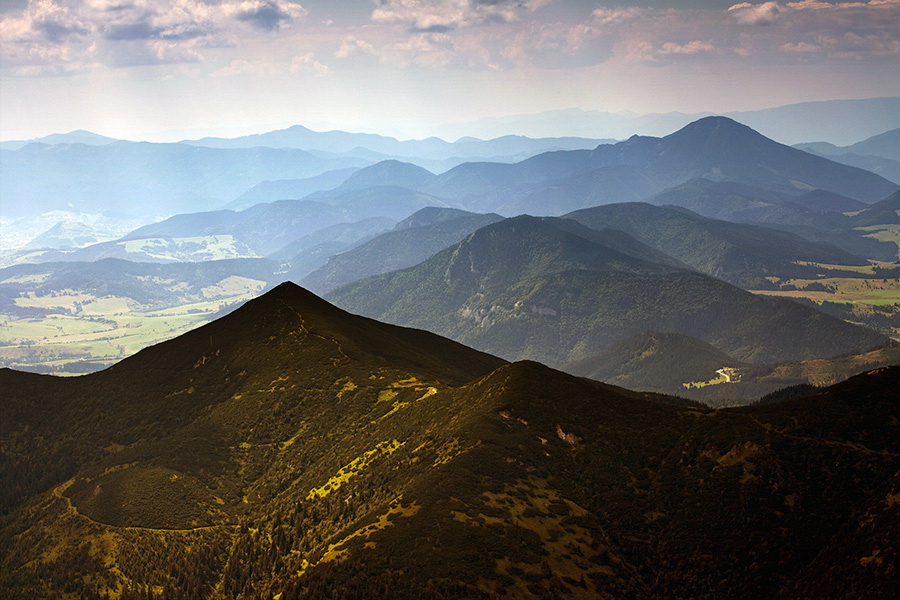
[317,185,456,221]
[313,160,439,196]
[797,127,900,161]
[226,168,361,210]
[268,217,395,261]
[0,142,371,219]
[327,216,885,366]
[563,203,867,289]
[391,206,480,230]
[180,123,613,162]
[795,129,900,184]
[433,97,900,146]
[302,209,505,294]
[362,117,898,215]
[791,189,869,213]
[495,164,661,216]
[584,117,898,203]
[24,221,105,249]
[0,129,120,150]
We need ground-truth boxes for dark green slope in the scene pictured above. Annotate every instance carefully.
[327,220,885,366]
[2,291,897,600]
[564,330,743,393]
[301,210,505,294]
[564,202,868,288]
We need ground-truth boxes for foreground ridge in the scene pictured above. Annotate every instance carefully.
[1,284,897,599]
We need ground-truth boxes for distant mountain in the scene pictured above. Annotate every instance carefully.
[851,190,900,228]
[118,200,391,258]
[226,168,361,211]
[0,142,371,219]
[563,202,867,289]
[434,97,900,146]
[181,124,613,163]
[24,220,106,249]
[327,216,885,366]
[301,208,505,294]
[495,164,661,216]
[795,128,900,185]
[584,116,898,203]
[797,127,900,161]
[379,117,898,215]
[2,283,897,599]
[791,189,869,213]
[0,129,120,150]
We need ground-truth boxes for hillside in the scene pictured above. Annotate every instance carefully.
[583,117,898,202]
[563,202,867,289]
[326,216,885,366]
[302,209,505,294]
[1,283,897,599]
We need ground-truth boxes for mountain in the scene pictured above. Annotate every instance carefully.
[566,332,900,405]
[327,216,885,366]
[795,128,900,185]
[433,97,900,146]
[395,117,898,215]
[225,168,361,211]
[2,283,897,599]
[565,330,744,393]
[563,202,867,289]
[301,209,505,294]
[24,220,106,250]
[850,190,900,228]
[495,164,661,216]
[0,142,371,219]
[0,129,120,150]
[584,117,898,203]
[797,127,900,162]
[181,124,612,163]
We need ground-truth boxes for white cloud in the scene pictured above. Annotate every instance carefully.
[335,35,377,59]
[659,40,716,55]
[371,0,551,32]
[728,2,784,25]
[290,52,329,75]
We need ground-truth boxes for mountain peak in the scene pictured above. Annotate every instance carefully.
[666,115,761,142]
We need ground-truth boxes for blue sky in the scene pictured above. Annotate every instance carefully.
[2,0,899,140]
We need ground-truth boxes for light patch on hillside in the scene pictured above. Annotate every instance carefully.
[200,276,267,299]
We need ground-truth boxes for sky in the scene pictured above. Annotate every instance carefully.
[1,0,899,141]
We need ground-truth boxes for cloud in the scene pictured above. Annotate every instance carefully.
[0,0,308,71]
[289,52,329,75]
[728,2,784,25]
[370,0,550,32]
[335,35,377,59]
[659,40,716,55]
[227,0,307,31]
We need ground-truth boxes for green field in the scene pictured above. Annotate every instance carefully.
[0,286,265,374]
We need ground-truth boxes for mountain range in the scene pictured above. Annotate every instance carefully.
[326,216,886,367]
[431,97,900,146]
[2,282,897,599]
